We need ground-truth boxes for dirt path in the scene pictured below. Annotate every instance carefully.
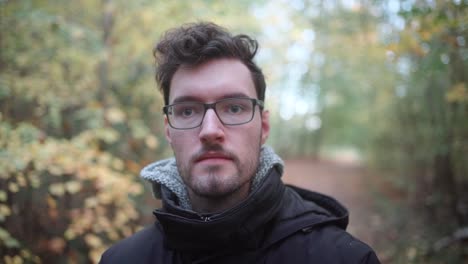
[282,158,378,247]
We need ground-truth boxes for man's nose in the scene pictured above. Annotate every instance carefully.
[199,109,225,143]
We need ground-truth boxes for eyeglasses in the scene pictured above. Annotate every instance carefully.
[163,97,264,130]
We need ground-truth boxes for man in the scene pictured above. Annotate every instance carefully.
[100,22,380,263]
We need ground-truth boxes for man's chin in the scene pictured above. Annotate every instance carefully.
[191,162,235,179]
[190,175,240,198]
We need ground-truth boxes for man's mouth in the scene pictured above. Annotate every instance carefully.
[195,152,233,163]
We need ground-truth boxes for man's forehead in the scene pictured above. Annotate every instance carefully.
[172,59,250,81]
[168,58,257,103]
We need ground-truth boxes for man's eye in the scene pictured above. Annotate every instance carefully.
[228,105,243,114]
[174,106,197,117]
[181,108,194,117]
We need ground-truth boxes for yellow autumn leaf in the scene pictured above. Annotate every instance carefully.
[14,255,23,264]
[129,183,143,195]
[0,172,10,180]
[97,193,112,205]
[95,205,106,216]
[65,181,82,194]
[47,196,57,209]
[89,247,106,264]
[98,153,112,165]
[59,155,77,174]
[16,174,27,187]
[407,246,417,260]
[48,166,63,176]
[3,255,23,264]
[0,191,7,202]
[446,82,467,103]
[122,226,132,237]
[0,204,12,217]
[115,212,129,226]
[20,249,31,259]
[105,107,126,124]
[84,234,102,248]
[48,237,66,254]
[97,216,111,229]
[49,183,65,196]
[29,174,41,188]
[145,135,159,149]
[3,256,12,264]
[107,230,119,241]
[84,197,98,208]
[64,229,76,240]
[111,159,124,170]
[8,183,19,193]
[419,30,432,41]
[32,255,40,264]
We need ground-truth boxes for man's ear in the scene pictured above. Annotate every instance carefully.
[261,110,270,145]
[164,116,173,144]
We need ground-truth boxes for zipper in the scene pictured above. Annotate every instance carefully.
[200,215,211,222]
[153,209,213,223]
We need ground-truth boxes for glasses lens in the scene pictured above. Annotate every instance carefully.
[216,98,254,125]
[169,102,204,129]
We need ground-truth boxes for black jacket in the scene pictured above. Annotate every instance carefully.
[100,165,380,263]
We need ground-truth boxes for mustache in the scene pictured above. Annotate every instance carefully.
[191,144,237,163]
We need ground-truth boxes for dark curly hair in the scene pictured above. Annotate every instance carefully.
[153,22,266,105]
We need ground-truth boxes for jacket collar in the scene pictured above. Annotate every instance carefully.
[263,185,350,246]
[153,165,285,252]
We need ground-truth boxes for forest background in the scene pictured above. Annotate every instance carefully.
[0,0,467,263]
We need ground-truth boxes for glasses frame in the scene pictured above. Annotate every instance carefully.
[163,97,264,130]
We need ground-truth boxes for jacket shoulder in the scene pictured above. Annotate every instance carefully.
[99,224,170,264]
[267,186,379,263]
[267,225,380,263]
[307,225,379,263]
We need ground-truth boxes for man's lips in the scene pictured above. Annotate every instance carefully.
[195,152,233,163]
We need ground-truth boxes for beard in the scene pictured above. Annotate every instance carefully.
[176,141,261,199]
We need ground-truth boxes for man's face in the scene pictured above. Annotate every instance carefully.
[165,58,270,201]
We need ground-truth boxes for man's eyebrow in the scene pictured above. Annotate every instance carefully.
[171,92,252,104]
[172,95,201,104]
[218,93,251,100]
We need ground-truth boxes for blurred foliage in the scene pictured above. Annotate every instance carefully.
[257,0,394,158]
[1,0,467,263]
[0,123,142,263]
[368,1,468,262]
[254,0,467,262]
[0,0,258,263]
